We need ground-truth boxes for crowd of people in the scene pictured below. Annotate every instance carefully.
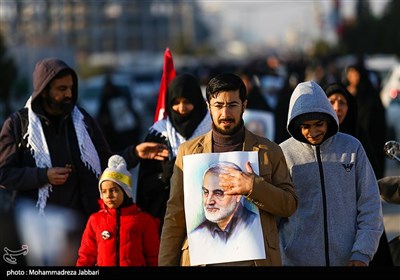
[0,56,398,268]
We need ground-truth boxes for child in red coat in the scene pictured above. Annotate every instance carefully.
[76,155,160,266]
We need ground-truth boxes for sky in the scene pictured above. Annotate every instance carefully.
[198,0,390,54]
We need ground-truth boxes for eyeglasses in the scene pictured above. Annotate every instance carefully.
[210,102,241,110]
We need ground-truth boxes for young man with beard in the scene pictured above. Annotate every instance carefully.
[158,73,297,266]
[0,57,168,265]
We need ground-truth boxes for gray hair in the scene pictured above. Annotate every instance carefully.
[203,161,242,179]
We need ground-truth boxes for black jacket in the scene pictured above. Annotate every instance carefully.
[0,58,139,216]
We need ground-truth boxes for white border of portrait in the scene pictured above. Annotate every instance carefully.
[183,151,265,265]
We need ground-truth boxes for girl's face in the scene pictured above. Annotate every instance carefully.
[100,181,124,209]
[171,97,194,117]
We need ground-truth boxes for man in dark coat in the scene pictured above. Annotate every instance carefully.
[0,57,168,265]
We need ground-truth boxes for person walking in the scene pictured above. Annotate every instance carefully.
[0,57,168,265]
[96,76,141,152]
[343,63,387,179]
[325,82,394,266]
[76,155,159,266]
[158,73,297,266]
[279,80,383,266]
[136,73,211,228]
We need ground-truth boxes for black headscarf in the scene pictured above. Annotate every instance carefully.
[324,82,357,136]
[166,74,207,138]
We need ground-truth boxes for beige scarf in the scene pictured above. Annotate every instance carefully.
[24,97,101,215]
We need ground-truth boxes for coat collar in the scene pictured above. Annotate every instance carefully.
[195,128,261,153]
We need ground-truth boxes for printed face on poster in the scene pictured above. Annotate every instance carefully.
[243,109,275,141]
[183,151,265,266]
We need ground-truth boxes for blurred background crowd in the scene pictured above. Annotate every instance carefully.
[0,0,399,145]
[0,0,399,266]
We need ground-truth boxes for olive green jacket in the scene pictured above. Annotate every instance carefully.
[158,128,297,266]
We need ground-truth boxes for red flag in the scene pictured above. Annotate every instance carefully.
[154,48,176,122]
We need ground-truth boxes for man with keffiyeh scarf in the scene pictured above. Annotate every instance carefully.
[0,57,168,265]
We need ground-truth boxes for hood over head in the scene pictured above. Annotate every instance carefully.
[324,82,357,136]
[287,81,338,144]
[31,57,78,109]
[166,73,207,138]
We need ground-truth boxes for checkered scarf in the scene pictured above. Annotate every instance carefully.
[151,114,211,157]
[24,97,101,215]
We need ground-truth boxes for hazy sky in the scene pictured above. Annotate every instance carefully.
[198,0,389,52]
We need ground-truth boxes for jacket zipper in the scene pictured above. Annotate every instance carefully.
[316,146,330,266]
[116,208,120,266]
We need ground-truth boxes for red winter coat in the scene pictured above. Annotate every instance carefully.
[76,201,159,266]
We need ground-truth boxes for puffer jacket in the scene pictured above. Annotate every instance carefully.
[76,201,160,266]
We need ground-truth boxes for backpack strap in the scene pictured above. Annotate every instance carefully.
[2,108,29,211]
[10,108,29,149]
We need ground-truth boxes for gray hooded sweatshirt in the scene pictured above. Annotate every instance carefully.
[279,81,383,266]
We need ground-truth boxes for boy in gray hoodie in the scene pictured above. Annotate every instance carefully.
[279,80,383,266]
